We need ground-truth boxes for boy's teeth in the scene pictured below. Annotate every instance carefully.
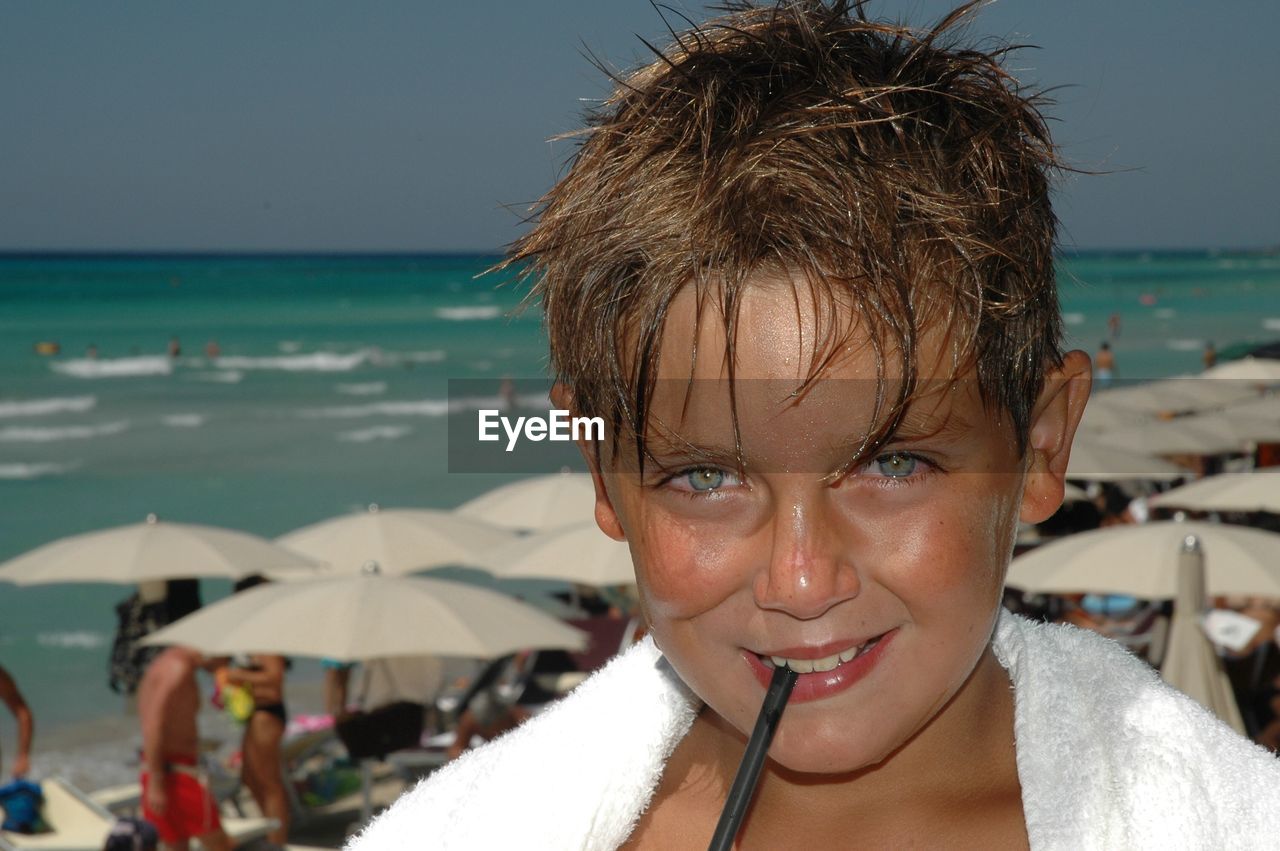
[766,637,879,674]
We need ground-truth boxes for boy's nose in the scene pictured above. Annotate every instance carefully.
[752,489,860,619]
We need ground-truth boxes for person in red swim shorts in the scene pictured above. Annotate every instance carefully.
[138,646,232,851]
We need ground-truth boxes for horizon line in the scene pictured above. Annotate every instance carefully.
[0,245,1277,259]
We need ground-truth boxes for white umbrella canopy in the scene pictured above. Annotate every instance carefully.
[1159,535,1246,735]
[1152,468,1280,514]
[1095,376,1257,415]
[1201,358,1280,384]
[455,472,598,531]
[1066,436,1191,482]
[1006,520,1280,599]
[0,514,320,586]
[479,522,637,587]
[1075,399,1152,434]
[274,504,518,576]
[1095,414,1274,456]
[141,572,588,662]
[1222,393,1280,421]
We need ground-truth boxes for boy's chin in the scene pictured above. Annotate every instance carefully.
[765,726,899,776]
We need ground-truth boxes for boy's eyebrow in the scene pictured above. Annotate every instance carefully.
[634,432,742,467]
[830,401,976,463]
[888,404,975,442]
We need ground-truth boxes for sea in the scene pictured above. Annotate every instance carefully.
[2,249,1279,782]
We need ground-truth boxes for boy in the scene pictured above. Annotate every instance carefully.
[349,2,1280,848]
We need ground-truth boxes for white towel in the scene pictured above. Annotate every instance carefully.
[995,614,1280,849]
[348,612,1280,850]
[347,637,695,851]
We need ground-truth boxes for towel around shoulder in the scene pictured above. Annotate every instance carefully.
[347,611,1280,850]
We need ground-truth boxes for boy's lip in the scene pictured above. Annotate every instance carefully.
[752,635,880,660]
[743,628,897,703]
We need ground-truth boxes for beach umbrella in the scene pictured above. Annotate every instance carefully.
[1159,535,1246,735]
[1094,376,1256,415]
[274,504,518,576]
[1065,436,1190,483]
[1201,358,1280,384]
[141,570,587,662]
[1075,400,1152,434]
[1006,520,1280,599]
[455,472,597,531]
[478,522,637,587]
[1151,468,1280,514]
[0,514,320,586]
[1220,397,1280,430]
[1091,412,1277,457]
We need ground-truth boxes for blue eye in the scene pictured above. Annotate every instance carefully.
[873,452,918,478]
[684,468,725,492]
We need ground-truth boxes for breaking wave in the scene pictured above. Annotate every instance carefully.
[0,461,80,480]
[51,356,172,378]
[335,382,388,396]
[337,425,413,443]
[435,306,502,321]
[0,421,129,442]
[0,396,97,419]
[215,352,368,372]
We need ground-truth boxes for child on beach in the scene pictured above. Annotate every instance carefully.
[349,2,1280,848]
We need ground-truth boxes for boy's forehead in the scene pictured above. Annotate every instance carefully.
[655,272,959,384]
[615,273,995,465]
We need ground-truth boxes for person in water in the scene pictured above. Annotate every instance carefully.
[348,3,1280,848]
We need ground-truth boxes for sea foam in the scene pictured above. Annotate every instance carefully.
[435,305,502,321]
[0,396,97,418]
[215,351,367,372]
[0,421,129,442]
[162,413,207,428]
[190,369,244,383]
[37,631,108,650]
[335,382,388,396]
[51,356,172,378]
[0,461,80,480]
[337,425,413,442]
[300,400,451,419]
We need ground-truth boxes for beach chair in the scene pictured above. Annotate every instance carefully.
[0,776,277,851]
[0,776,114,851]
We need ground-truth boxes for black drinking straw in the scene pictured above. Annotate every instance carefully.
[706,665,798,851]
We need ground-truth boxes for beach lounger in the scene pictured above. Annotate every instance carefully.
[0,777,277,851]
[0,776,114,851]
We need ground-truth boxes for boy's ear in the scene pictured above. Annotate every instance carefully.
[1020,350,1092,524]
[550,383,626,541]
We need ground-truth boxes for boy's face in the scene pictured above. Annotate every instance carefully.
[585,274,1088,775]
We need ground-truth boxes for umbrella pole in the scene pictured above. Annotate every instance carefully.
[361,759,373,824]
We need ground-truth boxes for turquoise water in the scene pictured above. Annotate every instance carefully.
[2,250,1280,733]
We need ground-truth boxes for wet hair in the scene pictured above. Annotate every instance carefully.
[506,0,1065,463]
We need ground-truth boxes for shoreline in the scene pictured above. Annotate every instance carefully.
[22,678,328,794]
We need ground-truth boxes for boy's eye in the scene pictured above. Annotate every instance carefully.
[686,468,725,491]
[663,466,740,494]
[869,452,920,478]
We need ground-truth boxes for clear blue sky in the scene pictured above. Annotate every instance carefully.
[1,1,1276,252]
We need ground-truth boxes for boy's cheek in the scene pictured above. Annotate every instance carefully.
[853,490,1017,596]
[632,519,750,622]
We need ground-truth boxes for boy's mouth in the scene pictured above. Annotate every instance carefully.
[757,634,885,674]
